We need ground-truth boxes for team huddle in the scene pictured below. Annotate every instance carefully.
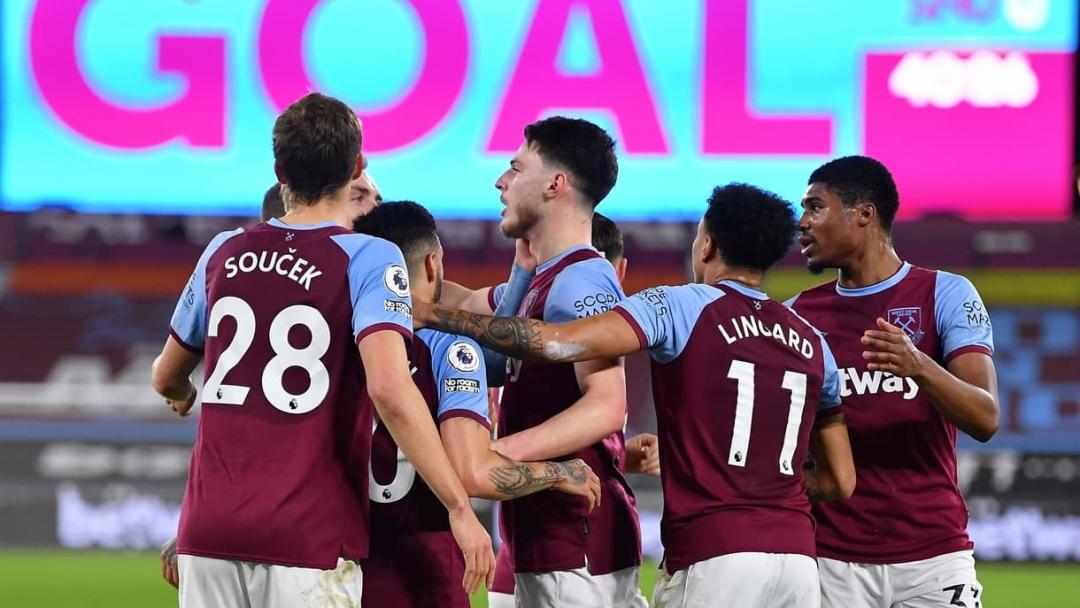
[152,93,999,608]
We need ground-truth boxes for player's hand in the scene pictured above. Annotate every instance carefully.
[167,385,197,417]
[552,459,602,513]
[513,239,538,273]
[625,433,660,476]
[448,506,494,595]
[160,536,179,588]
[862,317,930,377]
[411,299,434,330]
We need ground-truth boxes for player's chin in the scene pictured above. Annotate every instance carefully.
[806,259,827,275]
[499,218,522,239]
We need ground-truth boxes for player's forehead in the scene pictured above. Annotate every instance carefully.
[801,183,839,207]
[511,141,542,167]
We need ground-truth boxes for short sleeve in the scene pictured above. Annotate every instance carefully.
[818,334,842,412]
[168,228,243,352]
[614,284,723,364]
[423,331,491,429]
[934,271,994,363]
[331,234,414,344]
[543,259,624,323]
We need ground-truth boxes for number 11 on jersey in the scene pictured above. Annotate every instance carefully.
[726,359,807,476]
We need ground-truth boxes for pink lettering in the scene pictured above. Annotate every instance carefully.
[29,0,226,149]
[258,0,468,153]
[701,0,832,155]
[487,0,668,153]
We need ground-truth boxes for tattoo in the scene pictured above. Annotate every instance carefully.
[554,460,589,486]
[431,307,548,360]
[488,461,560,499]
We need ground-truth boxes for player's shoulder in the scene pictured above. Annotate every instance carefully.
[417,329,483,375]
[931,267,978,293]
[786,278,839,308]
[329,232,401,259]
[554,252,618,283]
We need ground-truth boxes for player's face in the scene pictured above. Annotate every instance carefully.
[348,171,382,222]
[798,183,861,275]
[495,142,545,238]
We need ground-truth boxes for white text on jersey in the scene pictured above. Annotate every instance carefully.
[717,314,815,359]
[839,367,919,400]
[223,250,323,291]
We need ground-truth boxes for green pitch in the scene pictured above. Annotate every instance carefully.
[0,550,1076,607]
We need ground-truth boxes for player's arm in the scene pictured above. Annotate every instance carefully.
[862,274,999,442]
[359,331,494,592]
[151,337,201,416]
[150,229,240,417]
[440,281,497,314]
[414,305,643,363]
[496,357,627,461]
[803,413,855,501]
[440,418,600,509]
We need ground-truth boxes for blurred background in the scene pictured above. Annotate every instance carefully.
[1,0,1078,606]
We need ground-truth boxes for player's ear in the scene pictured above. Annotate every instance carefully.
[424,251,438,284]
[547,171,567,200]
[273,162,285,185]
[350,153,365,180]
[700,233,718,265]
[855,201,876,228]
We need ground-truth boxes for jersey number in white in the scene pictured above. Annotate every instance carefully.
[202,297,330,414]
[726,359,807,476]
[368,419,416,503]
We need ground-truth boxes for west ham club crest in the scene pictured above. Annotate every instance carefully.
[888,307,924,344]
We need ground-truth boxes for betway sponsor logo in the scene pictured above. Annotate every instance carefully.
[839,367,919,400]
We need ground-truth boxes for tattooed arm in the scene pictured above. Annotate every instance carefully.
[414,302,643,363]
[439,417,601,509]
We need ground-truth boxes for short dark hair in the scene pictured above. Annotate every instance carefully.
[352,201,439,273]
[524,116,618,207]
[261,183,285,221]
[272,92,361,205]
[808,156,900,231]
[591,212,623,263]
[704,184,797,272]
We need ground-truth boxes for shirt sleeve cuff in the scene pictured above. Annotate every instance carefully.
[943,344,993,364]
[438,409,492,430]
[355,323,413,346]
[612,306,648,351]
[168,327,204,354]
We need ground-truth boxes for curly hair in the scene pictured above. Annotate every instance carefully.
[808,156,900,231]
[524,116,618,208]
[704,184,797,271]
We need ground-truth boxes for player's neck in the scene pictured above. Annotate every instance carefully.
[707,264,764,291]
[528,209,592,265]
[838,239,903,288]
[279,192,351,228]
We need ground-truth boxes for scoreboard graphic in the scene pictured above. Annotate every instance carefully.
[1,0,1075,219]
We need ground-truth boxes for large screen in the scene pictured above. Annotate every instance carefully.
[2,0,1075,219]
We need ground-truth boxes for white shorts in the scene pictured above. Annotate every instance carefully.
[514,565,648,608]
[178,554,363,608]
[818,550,983,608]
[489,590,516,608]
[653,552,819,608]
